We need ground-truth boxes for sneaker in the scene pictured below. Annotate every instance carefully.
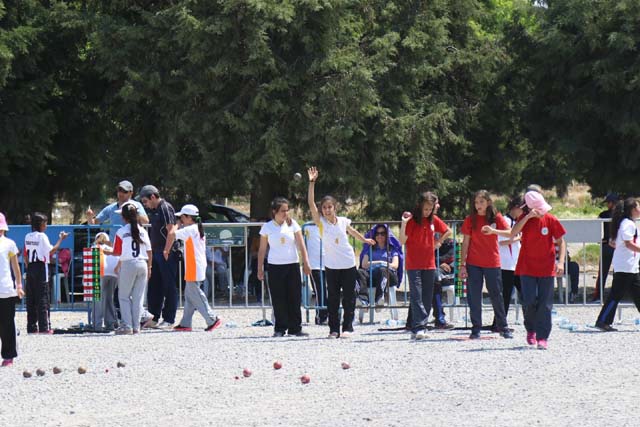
[132,329,140,335]
[328,332,339,339]
[205,317,223,332]
[157,321,174,329]
[115,327,133,335]
[273,331,285,337]
[526,332,537,346]
[435,323,455,330]
[537,339,548,350]
[595,323,617,332]
[290,331,309,337]
[469,330,481,339]
[173,325,192,332]
[340,331,352,338]
[39,330,54,335]
[500,329,514,339]
[142,319,159,329]
[415,331,427,340]
[1,359,13,367]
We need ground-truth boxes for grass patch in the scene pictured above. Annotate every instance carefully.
[574,243,601,265]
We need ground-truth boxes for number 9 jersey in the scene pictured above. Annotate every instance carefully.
[112,224,151,261]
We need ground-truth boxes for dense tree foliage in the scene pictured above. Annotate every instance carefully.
[1,0,637,222]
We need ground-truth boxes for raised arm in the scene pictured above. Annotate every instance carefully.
[399,212,412,245]
[346,225,376,246]
[50,231,69,257]
[307,167,321,226]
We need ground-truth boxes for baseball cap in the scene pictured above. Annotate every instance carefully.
[117,180,134,192]
[94,232,110,243]
[522,191,552,215]
[604,193,618,203]
[139,185,159,199]
[0,213,8,231]
[175,204,199,217]
[115,201,136,214]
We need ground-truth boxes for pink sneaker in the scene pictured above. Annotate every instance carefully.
[537,339,548,350]
[526,332,537,346]
[1,359,13,367]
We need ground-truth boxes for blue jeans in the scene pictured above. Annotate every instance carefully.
[147,251,179,324]
[466,264,507,332]
[520,275,554,339]
[407,270,436,333]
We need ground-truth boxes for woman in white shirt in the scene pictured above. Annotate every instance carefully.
[111,202,152,335]
[307,167,375,338]
[258,197,311,337]
[595,198,640,331]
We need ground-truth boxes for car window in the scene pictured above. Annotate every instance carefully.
[208,212,230,223]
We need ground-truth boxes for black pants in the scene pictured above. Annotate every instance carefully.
[267,263,302,334]
[147,251,179,324]
[326,267,357,334]
[311,270,328,324]
[596,272,640,326]
[0,297,18,359]
[357,267,398,303]
[594,243,614,299]
[26,263,50,333]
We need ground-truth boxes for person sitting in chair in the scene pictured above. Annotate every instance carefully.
[357,224,402,310]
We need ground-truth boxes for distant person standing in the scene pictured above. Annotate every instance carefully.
[592,193,619,302]
[139,185,179,328]
[86,180,149,231]
[0,213,24,366]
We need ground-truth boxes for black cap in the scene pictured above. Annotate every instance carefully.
[139,185,159,199]
[604,193,618,203]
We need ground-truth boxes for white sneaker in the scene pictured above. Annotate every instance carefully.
[157,321,174,329]
[416,331,427,340]
[142,319,158,329]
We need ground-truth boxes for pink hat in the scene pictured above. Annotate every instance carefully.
[0,213,8,231]
[523,191,552,215]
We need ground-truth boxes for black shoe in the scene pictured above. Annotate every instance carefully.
[290,331,309,337]
[273,331,285,337]
[500,329,514,339]
[469,330,481,339]
[595,323,617,332]
[435,323,455,330]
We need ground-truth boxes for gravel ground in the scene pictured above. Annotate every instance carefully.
[2,303,640,427]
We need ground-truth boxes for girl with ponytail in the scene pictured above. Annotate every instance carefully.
[165,204,222,332]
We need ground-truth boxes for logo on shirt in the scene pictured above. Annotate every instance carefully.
[430,224,435,231]
[335,238,339,245]
[280,237,285,245]
[541,227,549,236]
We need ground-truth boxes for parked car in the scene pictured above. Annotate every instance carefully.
[204,203,250,223]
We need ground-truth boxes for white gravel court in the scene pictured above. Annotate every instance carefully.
[2,306,639,427]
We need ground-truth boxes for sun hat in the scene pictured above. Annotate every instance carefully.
[115,201,137,214]
[117,180,134,192]
[0,213,8,231]
[522,191,552,215]
[175,204,199,217]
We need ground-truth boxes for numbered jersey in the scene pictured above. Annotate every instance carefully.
[24,231,53,265]
[113,224,151,261]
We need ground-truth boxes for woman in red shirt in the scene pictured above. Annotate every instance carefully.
[460,190,513,340]
[400,192,451,340]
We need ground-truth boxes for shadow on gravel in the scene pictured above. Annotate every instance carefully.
[458,346,537,352]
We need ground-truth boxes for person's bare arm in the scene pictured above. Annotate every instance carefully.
[346,225,375,246]
[459,234,470,278]
[295,231,311,276]
[555,237,566,276]
[307,167,321,227]
[49,232,69,257]
[257,236,269,281]
[10,254,24,298]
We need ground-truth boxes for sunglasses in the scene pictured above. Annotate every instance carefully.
[375,231,387,236]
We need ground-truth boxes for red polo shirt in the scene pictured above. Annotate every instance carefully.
[515,213,566,277]
[405,215,448,270]
[461,213,509,268]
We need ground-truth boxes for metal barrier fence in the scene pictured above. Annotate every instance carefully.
[6,218,629,326]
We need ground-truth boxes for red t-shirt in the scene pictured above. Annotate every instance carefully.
[515,213,566,277]
[405,215,448,270]
[460,213,509,268]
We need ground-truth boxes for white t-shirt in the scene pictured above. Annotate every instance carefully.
[319,216,356,269]
[95,244,118,278]
[260,219,301,265]
[113,224,151,262]
[612,218,638,274]
[499,215,520,271]
[304,225,325,270]
[175,224,207,282]
[0,236,20,298]
[24,231,53,277]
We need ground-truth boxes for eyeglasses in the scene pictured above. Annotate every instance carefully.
[117,188,131,193]
[375,232,387,236]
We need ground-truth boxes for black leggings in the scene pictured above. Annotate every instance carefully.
[325,267,357,334]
